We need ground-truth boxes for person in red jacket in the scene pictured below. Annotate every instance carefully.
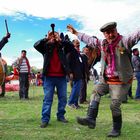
[34,30,74,128]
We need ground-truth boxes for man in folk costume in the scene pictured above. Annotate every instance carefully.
[67,22,140,137]
[12,50,31,99]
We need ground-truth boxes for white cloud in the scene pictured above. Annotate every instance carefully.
[25,38,34,42]
[0,0,140,35]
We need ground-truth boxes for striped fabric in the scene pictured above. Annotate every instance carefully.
[19,58,28,73]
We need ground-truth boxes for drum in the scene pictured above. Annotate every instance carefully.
[0,58,5,85]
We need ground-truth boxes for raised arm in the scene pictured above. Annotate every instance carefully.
[0,32,11,50]
[67,24,100,48]
[34,38,47,55]
[122,30,140,49]
[67,24,78,36]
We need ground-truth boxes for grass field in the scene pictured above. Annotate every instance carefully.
[0,80,140,140]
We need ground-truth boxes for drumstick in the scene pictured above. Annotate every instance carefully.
[51,23,55,35]
[5,19,9,33]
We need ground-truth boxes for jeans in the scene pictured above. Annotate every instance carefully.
[41,76,67,123]
[68,79,82,106]
[135,72,140,99]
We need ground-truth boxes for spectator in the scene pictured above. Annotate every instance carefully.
[79,46,90,104]
[67,39,84,109]
[132,48,140,100]
[12,50,31,100]
[36,72,42,86]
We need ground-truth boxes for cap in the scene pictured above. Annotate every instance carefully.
[100,22,117,32]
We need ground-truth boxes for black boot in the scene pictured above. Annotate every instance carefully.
[0,82,5,98]
[77,101,99,129]
[108,115,122,137]
[0,93,5,98]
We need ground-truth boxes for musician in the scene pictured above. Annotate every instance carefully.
[0,33,10,98]
[12,50,31,100]
[0,32,10,51]
[0,56,7,97]
[67,22,140,137]
[34,29,74,128]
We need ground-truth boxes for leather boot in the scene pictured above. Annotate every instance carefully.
[0,93,5,97]
[77,101,99,129]
[108,115,122,137]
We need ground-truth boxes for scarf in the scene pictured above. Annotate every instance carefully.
[102,34,122,76]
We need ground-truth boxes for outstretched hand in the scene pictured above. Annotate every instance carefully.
[67,24,78,35]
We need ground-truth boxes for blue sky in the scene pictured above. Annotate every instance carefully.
[0,0,140,71]
[0,15,80,68]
